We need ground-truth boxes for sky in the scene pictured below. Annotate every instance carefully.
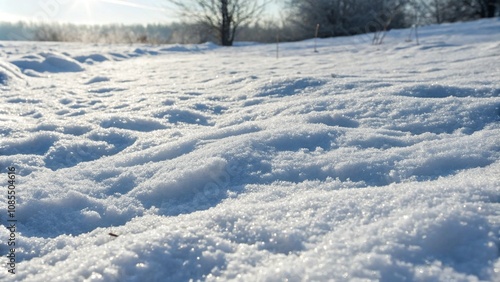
[0,0,281,25]
[0,0,174,25]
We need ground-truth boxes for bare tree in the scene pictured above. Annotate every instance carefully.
[169,0,268,46]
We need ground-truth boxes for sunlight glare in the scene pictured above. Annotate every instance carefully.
[71,0,96,23]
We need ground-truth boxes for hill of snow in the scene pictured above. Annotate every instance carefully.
[0,19,499,281]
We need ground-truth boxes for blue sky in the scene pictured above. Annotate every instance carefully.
[0,0,280,25]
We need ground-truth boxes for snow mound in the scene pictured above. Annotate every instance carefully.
[159,42,219,52]
[100,116,168,132]
[73,53,111,64]
[10,52,84,74]
[85,76,110,85]
[0,60,26,86]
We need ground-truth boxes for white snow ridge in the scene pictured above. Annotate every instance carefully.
[0,19,499,281]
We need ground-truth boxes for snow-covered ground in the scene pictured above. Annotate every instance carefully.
[0,18,499,281]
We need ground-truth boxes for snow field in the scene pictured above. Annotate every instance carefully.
[0,18,499,281]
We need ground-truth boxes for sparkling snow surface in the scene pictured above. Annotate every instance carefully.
[1,19,499,281]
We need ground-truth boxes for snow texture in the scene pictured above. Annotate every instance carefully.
[0,19,499,281]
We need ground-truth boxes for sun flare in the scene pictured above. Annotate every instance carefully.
[70,0,97,23]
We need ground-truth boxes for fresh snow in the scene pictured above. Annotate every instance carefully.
[0,19,499,281]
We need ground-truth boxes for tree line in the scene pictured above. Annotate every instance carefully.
[169,0,499,45]
[286,0,499,40]
[0,0,498,45]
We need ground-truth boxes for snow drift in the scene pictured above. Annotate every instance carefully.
[0,19,499,281]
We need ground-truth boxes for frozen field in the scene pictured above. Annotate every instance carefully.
[0,19,499,281]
